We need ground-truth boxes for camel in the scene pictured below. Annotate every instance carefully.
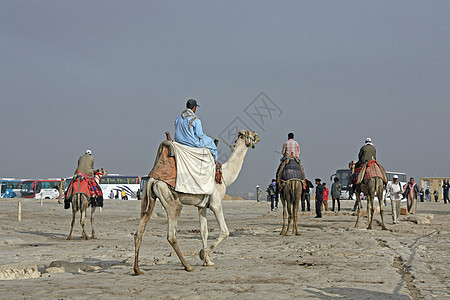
[67,168,107,240]
[133,130,260,274]
[350,162,387,230]
[279,179,303,236]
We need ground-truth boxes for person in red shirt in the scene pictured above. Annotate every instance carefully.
[322,182,329,211]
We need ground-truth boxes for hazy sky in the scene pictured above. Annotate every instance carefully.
[1,0,449,194]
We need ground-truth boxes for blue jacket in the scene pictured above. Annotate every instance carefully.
[174,109,218,161]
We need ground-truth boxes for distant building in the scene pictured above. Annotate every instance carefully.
[421,177,449,201]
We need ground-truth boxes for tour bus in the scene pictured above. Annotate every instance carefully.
[99,174,141,200]
[0,179,23,198]
[21,179,60,199]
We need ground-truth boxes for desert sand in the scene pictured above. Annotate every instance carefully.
[0,197,449,299]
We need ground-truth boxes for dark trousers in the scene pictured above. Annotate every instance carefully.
[270,195,278,210]
[315,198,323,217]
[444,191,449,204]
[332,197,340,211]
[353,198,363,211]
[301,193,311,211]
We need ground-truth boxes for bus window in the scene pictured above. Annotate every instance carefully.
[108,177,119,184]
[119,177,128,184]
[1,184,5,194]
[36,182,42,193]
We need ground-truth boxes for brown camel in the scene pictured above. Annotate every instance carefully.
[66,168,107,240]
[57,178,65,204]
[133,130,260,274]
[353,177,387,230]
[279,179,303,236]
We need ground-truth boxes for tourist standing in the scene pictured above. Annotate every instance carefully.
[425,187,431,202]
[385,175,403,224]
[301,179,314,211]
[433,189,439,202]
[404,177,420,214]
[443,179,449,204]
[322,182,329,211]
[266,179,278,211]
[419,188,424,202]
[315,178,324,218]
[331,177,341,212]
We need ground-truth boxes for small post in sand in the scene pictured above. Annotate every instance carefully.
[18,200,22,222]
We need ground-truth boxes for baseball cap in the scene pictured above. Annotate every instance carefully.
[186,99,199,109]
[393,175,398,179]
[85,149,92,155]
[365,137,372,143]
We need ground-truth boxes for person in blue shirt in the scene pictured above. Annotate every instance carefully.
[174,99,218,161]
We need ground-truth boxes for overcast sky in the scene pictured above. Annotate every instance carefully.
[1,0,449,195]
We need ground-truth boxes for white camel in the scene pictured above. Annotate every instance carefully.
[67,168,108,240]
[133,130,260,274]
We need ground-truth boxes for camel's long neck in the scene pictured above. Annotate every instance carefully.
[222,140,249,187]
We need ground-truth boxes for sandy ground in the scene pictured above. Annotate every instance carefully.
[0,197,449,299]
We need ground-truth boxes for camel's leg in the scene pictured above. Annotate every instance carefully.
[133,181,156,275]
[198,207,214,266]
[367,195,374,230]
[355,190,361,228]
[80,197,90,240]
[66,198,77,240]
[202,202,229,265]
[90,206,96,239]
[155,182,193,272]
[293,190,301,236]
[280,196,288,235]
[285,200,293,236]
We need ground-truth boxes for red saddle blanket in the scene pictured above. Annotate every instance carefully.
[65,173,103,209]
[356,160,388,184]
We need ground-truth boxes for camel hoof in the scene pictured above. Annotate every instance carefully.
[91,236,96,239]
[66,236,72,240]
[185,265,195,272]
[367,227,373,230]
[295,233,301,236]
[382,226,388,231]
[203,261,215,267]
[133,269,144,276]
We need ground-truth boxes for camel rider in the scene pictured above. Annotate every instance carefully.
[174,99,218,161]
[277,132,304,185]
[75,149,95,177]
[356,137,376,169]
[281,132,300,161]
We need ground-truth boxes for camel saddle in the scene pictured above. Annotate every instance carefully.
[65,173,103,209]
[276,157,306,189]
[356,160,388,185]
[149,141,223,190]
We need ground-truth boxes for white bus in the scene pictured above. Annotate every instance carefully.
[99,174,141,200]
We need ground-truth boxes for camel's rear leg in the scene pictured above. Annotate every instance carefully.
[367,196,374,230]
[167,210,194,271]
[66,199,77,240]
[80,201,90,240]
[377,185,388,230]
[280,197,288,235]
[292,195,300,236]
[133,182,156,275]
[354,193,361,228]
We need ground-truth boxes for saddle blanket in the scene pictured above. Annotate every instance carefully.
[277,158,305,189]
[65,173,103,209]
[357,160,388,184]
[172,141,215,194]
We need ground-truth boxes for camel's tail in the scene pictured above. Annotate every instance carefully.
[141,178,156,218]
[289,179,303,203]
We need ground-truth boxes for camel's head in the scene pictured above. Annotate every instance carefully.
[94,168,108,182]
[237,130,260,149]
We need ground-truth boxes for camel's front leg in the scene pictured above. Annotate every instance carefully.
[378,192,387,230]
[203,203,229,265]
[90,206,96,239]
[198,207,214,266]
[285,201,293,236]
